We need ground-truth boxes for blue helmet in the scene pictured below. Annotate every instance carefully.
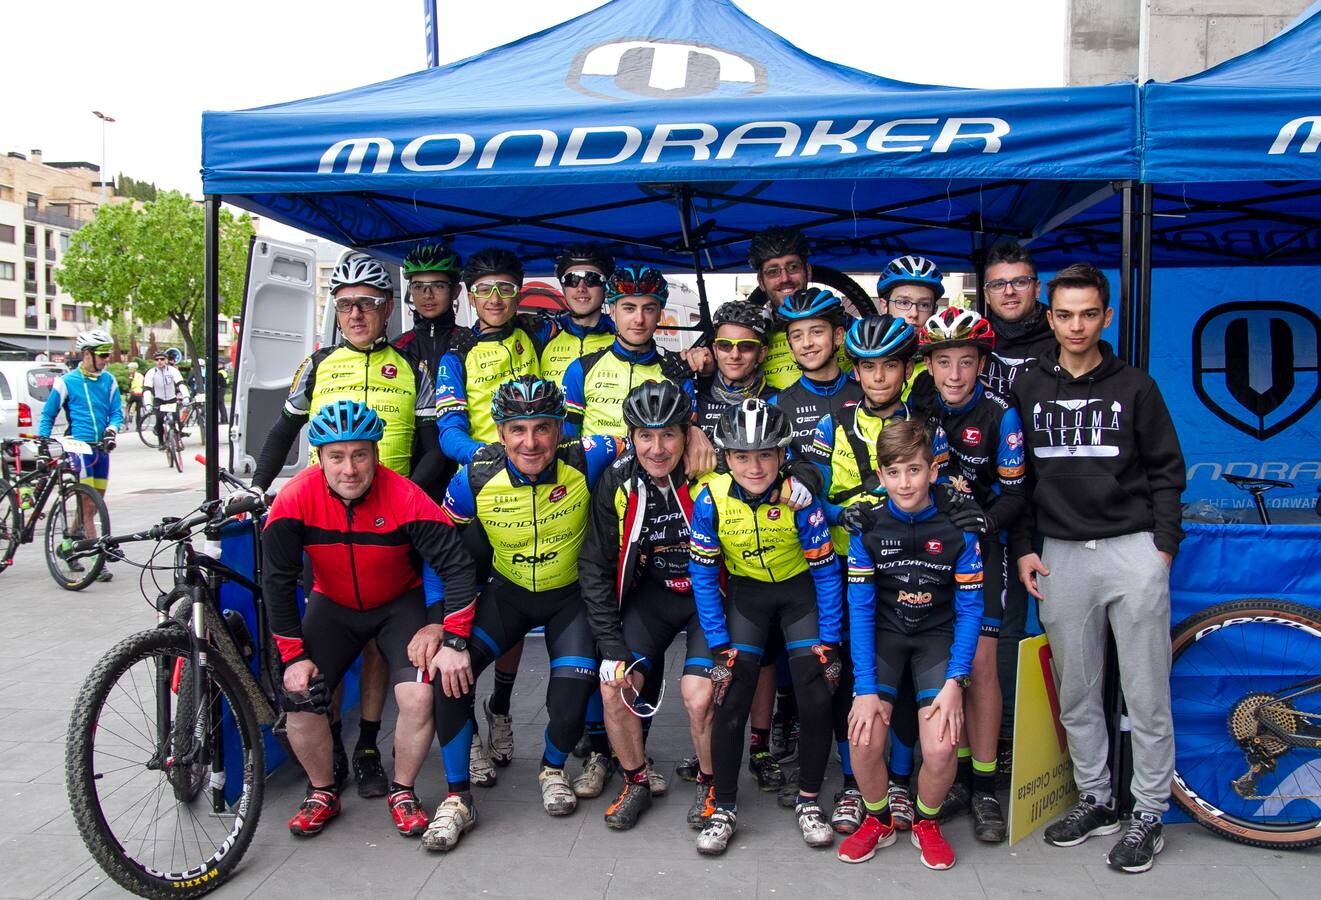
[307,399,385,447]
[775,287,846,327]
[876,255,944,300]
[606,265,669,307]
[844,315,917,361]
[492,376,566,423]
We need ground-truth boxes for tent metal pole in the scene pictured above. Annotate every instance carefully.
[971,232,986,315]
[677,188,712,332]
[204,195,221,503]
[1138,182,1154,370]
[1119,181,1134,365]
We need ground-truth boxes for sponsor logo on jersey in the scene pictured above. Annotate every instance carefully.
[374,516,385,527]
[808,508,824,527]
[962,426,982,446]
[381,364,398,379]
[515,340,526,355]
[549,485,568,503]
[925,538,943,555]
[1006,431,1021,449]
[898,590,933,607]
[767,507,781,520]
[582,436,597,451]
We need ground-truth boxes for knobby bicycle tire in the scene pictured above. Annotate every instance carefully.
[0,479,20,570]
[1170,598,1321,849]
[167,429,184,472]
[66,626,264,899]
[138,412,161,449]
[44,480,110,590]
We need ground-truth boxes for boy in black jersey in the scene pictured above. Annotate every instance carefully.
[838,420,981,871]
[917,308,1027,844]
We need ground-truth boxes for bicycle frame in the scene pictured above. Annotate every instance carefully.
[2,450,79,549]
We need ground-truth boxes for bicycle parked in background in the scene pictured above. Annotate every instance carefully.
[0,435,112,590]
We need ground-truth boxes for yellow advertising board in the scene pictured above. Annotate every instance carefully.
[1008,633,1078,845]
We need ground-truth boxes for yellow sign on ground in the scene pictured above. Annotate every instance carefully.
[1008,633,1078,845]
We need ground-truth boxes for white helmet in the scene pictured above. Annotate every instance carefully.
[76,329,114,352]
[329,253,393,293]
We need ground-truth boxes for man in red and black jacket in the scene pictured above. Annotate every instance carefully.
[263,400,473,841]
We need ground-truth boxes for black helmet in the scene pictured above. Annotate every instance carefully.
[622,380,691,430]
[462,248,524,288]
[712,300,769,341]
[748,226,810,272]
[491,376,565,423]
[554,243,616,280]
[714,398,792,451]
[775,287,847,327]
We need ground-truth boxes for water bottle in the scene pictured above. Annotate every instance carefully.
[17,486,34,511]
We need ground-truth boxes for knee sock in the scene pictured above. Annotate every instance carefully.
[490,668,516,716]
[917,796,942,821]
[957,746,973,789]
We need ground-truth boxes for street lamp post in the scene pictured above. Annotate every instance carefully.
[91,111,115,204]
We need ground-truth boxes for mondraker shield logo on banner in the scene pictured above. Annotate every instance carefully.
[567,38,768,100]
[1192,301,1321,440]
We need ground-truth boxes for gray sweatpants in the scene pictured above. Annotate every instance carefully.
[1037,531,1174,816]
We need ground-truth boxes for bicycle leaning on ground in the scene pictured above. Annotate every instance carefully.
[0,435,112,590]
[1169,474,1321,849]
[64,471,276,898]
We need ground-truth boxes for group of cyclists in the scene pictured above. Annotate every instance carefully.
[40,223,1186,876]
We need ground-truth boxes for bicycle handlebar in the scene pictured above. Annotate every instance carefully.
[67,481,266,556]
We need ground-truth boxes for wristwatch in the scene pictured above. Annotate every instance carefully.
[441,634,469,653]
[953,675,972,689]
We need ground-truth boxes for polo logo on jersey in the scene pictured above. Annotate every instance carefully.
[1192,301,1321,440]
[566,39,768,101]
[374,516,385,527]
[962,426,982,446]
[548,485,568,503]
[381,364,398,380]
[767,507,781,520]
[898,590,933,607]
[512,550,558,566]
[925,538,943,555]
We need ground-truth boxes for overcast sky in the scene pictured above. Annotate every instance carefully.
[2,0,1066,208]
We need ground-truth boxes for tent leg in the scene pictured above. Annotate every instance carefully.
[677,189,712,334]
[204,196,221,503]
[1118,181,1134,365]
[1138,183,1154,371]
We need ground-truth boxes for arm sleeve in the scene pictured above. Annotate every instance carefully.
[807,417,843,524]
[1136,381,1187,556]
[688,487,729,651]
[409,418,446,490]
[797,501,842,644]
[441,466,477,525]
[38,379,65,438]
[561,359,585,438]
[946,533,984,680]
[402,513,475,632]
[847,534,880,696]
[983,406,1028,531]
[252,411,308,492]
[261,503,309,664]
[580,471,630,661]
[784,457,823,496]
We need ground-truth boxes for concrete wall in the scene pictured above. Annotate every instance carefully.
[1068,0,1312,85]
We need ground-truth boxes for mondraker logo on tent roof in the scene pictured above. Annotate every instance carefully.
[566,38,768,100]
[1269,116,1321,155]
[1193,301,1321,441]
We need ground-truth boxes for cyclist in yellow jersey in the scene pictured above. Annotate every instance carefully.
[252,252,440,800]
[875,255,946,415]
[436,248,556,466]
[540,244,617,384]
[423,377,621,852]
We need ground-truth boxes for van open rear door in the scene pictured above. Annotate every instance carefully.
[230,237,318,477]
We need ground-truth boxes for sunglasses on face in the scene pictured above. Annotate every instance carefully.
[713,338,763,354]
[561,271,606,289]
[94,352,111,360]
[469,281,519,300]
[334,296,389,314]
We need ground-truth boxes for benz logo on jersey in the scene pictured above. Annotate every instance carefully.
[566,39,768,100]
[1192,301,1321,441]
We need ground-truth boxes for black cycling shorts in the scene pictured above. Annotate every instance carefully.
[981,537,1007,638]
[872,626,952,708]
[621,579,712,678]
[468,575,597,681]
[724,571,822,665]
[301,587,429,691]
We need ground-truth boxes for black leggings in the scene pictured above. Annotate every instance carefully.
[436,577,596,783]
[712,572,834,806]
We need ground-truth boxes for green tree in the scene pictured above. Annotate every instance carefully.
[56,191,254,374]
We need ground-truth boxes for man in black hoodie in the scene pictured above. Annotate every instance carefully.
[1012,262,1185,875]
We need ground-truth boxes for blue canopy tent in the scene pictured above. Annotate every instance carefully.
[196,0,1141,499]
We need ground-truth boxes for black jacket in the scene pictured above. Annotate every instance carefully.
[1010,341,1185,558]
[985,303,1057,397]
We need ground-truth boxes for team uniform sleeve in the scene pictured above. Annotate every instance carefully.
[261,493,310,664]
[847,534,881,696]
[688,486,729,651]
[106,379,124,431]
[807,416,844,525]
[796,501,842,644]
[582,435,622,488]
[580,470,630,661]
[983,406,1028,531]
[930,423,950,475]
[946,533,984,681]
[38,377,66,438]
[441,465,478,526]
[561,358,586,438]
[435,351,485,464]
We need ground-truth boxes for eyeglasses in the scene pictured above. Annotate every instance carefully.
[409,279,454,295]
[334,295,389,314]
[469,281,519,300]
[760,260,804,281]
[984,275,1038,294]
[887,296,936,314]
[713,338,763,354]
[561,270,605,289]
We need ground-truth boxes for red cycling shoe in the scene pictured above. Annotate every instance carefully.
[389,788,430,836]
[289,789,340,836]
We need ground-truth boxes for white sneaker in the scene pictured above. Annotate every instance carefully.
[646,758,668,797]
[469,731,497,788]
[421,794,477,852]
[696,808,738,855]
[572,752,613,799]
[796,800,835,848]
[484,698,514,767]
[539,766,578,816]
